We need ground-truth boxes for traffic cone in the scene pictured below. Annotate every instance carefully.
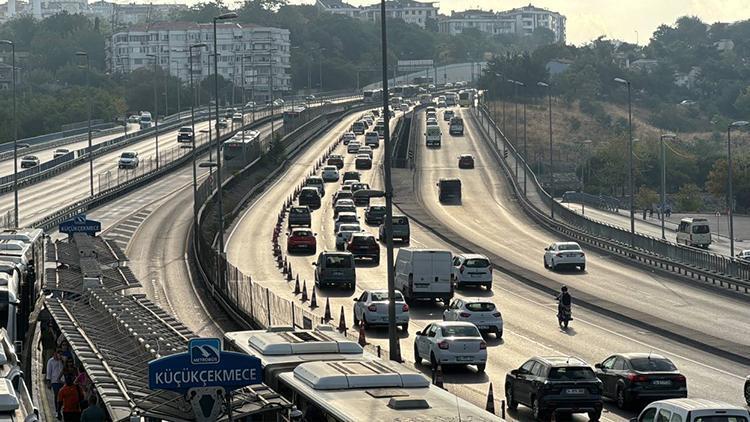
[282,257,288,273]
[310,289,318,309]
[485,382,496,415]
[301,280,308,302]
[286,265,293,281]
[358,321,366,347]
[293,276,300,294]
[338,306,347,332]
[323,298,332,321]
[432,365,444,389]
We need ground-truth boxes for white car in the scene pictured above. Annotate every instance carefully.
[341,132,357,144]
[332,190,353,206]
[452,254,493,290]
[118,151,139,169]
[738,249,750,262]
[245,101,256,108]
[443,298,503,338]
[335,223,362,250]
[52,148,70,159]
[353,289,409,330]
[544,241,586,271]
[347,141,361,154]
[413,321,486,372]
[321,166,339,182]
[333,199,356,219]
[355,154,372,170]
[232,112,243,122]
[334,212,359,232]
[364,132,379,148]
[358,146,373,158]
[426,118,438,126]
[20,155,40,169]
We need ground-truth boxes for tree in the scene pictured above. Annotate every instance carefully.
[636,186,659,209]
[675,183,704,211]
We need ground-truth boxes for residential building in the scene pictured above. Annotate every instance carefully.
[438,4,566,43]
[107,21,291,101]
[1,0,187,25]
[315,0,439,29]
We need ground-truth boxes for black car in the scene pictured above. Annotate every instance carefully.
[343,171,361,183]
[505,356,603,421]
[458,154,475,169]
[346,233,380,264]
[745,376,750,405]
[594,353,687,409]
[327,155,345,169]
[287,206,312,228]
[298,187,321,210]
[365,205,386,225]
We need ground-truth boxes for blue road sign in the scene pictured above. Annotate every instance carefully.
[59,214,101,236]
[148,338,262,392]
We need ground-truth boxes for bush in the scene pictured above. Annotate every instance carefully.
[675,183,704,212]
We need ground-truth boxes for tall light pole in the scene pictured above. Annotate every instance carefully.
[75,51,94,197]
[538,81,553,217]
[495,73,505,133]
[190,43,207,236]
[578,139,593,215]
[727,121,749,256]
[213,12,238,288]
[146,53,160,169]
[659,133,676,239]
[0,40,18,226]
[268,48,278,137]
[379,0,401,363]
[512,80,526,196]
[615,77,634,247]
[508,79,519,178]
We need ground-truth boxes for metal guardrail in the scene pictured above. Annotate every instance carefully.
[472,103,750,292]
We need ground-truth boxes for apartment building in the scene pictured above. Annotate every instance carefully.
[315,0,439,29]
[439,4,566,43]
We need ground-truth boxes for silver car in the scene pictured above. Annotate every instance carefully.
[443,298,503,338]
[335,223,362,250]
[353,289,409,330]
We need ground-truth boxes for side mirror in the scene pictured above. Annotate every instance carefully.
[510,369,519,376]
[594,363,603,369]
[352,298,358,302]
[311,262,317,266]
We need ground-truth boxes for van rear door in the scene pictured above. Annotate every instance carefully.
[431,251,453,294]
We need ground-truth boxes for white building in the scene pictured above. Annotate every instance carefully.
[315,0,439,29]
[439,4,566,43]
[1,0,187,25]
[107,21,291,100]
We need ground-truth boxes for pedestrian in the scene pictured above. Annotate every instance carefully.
[62,359,78,383]
[74,365,92,404]
[643,209,647,220]
[46,350,65,419]
[80,395,105,422]
[58,375,82,422]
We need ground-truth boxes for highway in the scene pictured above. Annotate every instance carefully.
[223,104,750,420]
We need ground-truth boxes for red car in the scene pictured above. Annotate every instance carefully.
[287,228,317,253]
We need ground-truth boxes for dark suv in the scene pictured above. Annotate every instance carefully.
[346,233,380,264]
[365,205,386,225]
[505,356,603,421]
[288,206,312,228]
[298,187,321,209]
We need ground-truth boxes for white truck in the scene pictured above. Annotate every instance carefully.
[425,125,442,147]
[139,111,153,129]
[394,248,453,304]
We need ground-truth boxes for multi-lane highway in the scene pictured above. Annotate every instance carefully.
[223,102,750,419]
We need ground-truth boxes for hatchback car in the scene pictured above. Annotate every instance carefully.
[288,206,312,228]
[327,154,344,169]
[505,356,604,421]
[452,254,492,290]
[333,190,354,206]
[52,148,70,159]
[365,205,386,225]
[298,187,321,210]
[458,154,475,169]
[353,289,409,330]
[313,251,356,289]
[20,155,40,169]
[358,146,373,158]
[365,132,379,148]
[341,132,357,144]
[443,299,503,338]
[544,242,586,271]
[347,141,362,154]
[594,353,687,409]
[414,321,487,372]
[355,154,372,170]
[346,233,380,264]
[321,165,340,182]
[177,126,194,143]
[286,228,316,254]
[304,176,325,197]
[335,223,362,250]
[444,110,455,121]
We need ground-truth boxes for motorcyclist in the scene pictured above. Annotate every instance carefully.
[556,285,572,315]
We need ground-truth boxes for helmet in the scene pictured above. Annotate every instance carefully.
[561,285,568,292]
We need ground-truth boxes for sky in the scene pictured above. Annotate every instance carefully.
[285,0,750,45]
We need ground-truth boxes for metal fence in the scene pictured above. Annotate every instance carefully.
[472,103,750,288]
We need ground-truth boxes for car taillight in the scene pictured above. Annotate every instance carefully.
[402,304,409,312]
[438,341,449,350]
[556,253,564,257]
[579,253,585,257]
[367,304,377,312]
[459,265,465,273]
[479,341,487,350]
[673,374,686,383]
[627,374,649,383]
[493,312,502,318]
[459,312,471,318]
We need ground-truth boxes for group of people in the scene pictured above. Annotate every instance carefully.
[44,323,106,422]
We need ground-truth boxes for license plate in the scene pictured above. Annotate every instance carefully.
[567,253,578,257]
[471,274,481,277]
[565,389,585,395]
[456,356,473,362]
[333,271,343,276]
[652,380,671,385]
[477,325,490,329]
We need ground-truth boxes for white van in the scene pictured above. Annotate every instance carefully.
[139,111,153,129]
[394,248,453,304]
[676,218,711,248]
[634,399,749,422]
[425,125,442,147]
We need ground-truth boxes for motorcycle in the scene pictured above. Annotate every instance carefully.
[557,304,572,329]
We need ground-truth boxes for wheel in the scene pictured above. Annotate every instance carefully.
[532,397,549,422]
[497,329,503,339]
[476,363,486,373]
[505,384,518,410]
[543,257,549,268]
[414,344,421,365]
[588,409,602,421]
[745,380,750,405]
[616,385,629,409]
[485,283,492,291]
[373,257,380,265]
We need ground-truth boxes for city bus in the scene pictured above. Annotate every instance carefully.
[458,90,473,107]
[224,326,503,422]
[363,89,383,104]
[223,130,261,163]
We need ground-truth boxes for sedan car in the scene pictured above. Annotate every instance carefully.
[443,298,503,338]
[334,212,359,232]
[414,321,487,372]
[544,241,586,271]
[52,148,70,159]
[216,118,228,129]
[335,223,362,250]
[177,126,194,143]
[364,205,386,225]
[327,154,344,169]
[286,228,317,254]
[355,154,372,170]
[341,132,356,145]
[365,132,380,148]
[342,171,360,183]
[321,166,340,182]
[20,155,40,169]
[458,154,475,169]
[347,141,362,154]
[594,353,687,409]
[358,146,373,158]
[745,376,750,405]
[346,233,380,264]
[444,110,455,121]
[353,289,409,330]
[333,199,357,219]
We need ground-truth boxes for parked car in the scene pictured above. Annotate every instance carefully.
[286,228,317,254]
[232,112,243,123]
[52,148,70,159]
[634,399,749,422]
[544,241,586,271]
[746,376,750,405]
[321,166,340,182]
[355,154,372,170]
[20,155,40,169]
[342,171,360,183]
[298,187,321,210]
[458,154,475,169]
[594,353,687,409]
[335,223,362,250]
[353,289,409,330]
[379,215,410,243]
[177,126,194,143]
[118,151,139,169]
[414,321,486,372]
[443,299,502,338]
[313,251,356,289]
[365,205,386,225]
[505,356,604,421]
[288,206,312,228]
[346,233,380,264]
[327,154,344,169]
[452,254,492,290]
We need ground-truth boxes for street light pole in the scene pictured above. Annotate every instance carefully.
[147,54,160,169]
[190,43,207,235]
[0,40,18,226]
[727,121,749,256]
[538,81,553,218]
[615,77,634,247]
[659,133,676,239]
[268,48,277,137]
[508,79,519,178]
[75,51,94,197]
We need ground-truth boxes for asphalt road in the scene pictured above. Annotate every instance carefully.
[224,105,750,419]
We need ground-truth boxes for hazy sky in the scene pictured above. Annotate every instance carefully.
[283,0,750,45]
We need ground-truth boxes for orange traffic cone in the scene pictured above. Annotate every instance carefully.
[323,298,332,321]
[338,305,347,332]
[310,288,318,309]
[486,382,496,415]
[357,322,366,347]
[301,280,308,302]
[432,365,444,389]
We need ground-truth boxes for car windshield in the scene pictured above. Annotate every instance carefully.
[369,206,386,213]
[180,127,192,132]
[393,217,408,225]
[558,244,581,251]
[629,358,677,371]
[692,225,710,234]
[339,224,359,233]
[351,235,375,245]
[465,302,495,312]
[325,255,352,268]
[464,258,489,268]
[441,325,480,337]
[121,152,136,158]
[548,367,597,381]
[300,190,318,198]
[23,156,36,160]
[339,214,357,222]
[291,208,308,214]
[293,230,312,237]
[370,291,404,302]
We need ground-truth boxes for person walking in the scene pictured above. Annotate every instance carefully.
[58,375,83,422]
[74,365,92,404]
[80,395,105,422]
[46,350,65,419]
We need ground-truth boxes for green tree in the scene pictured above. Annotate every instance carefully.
[675,183,704,211]
[636,186,659,209]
